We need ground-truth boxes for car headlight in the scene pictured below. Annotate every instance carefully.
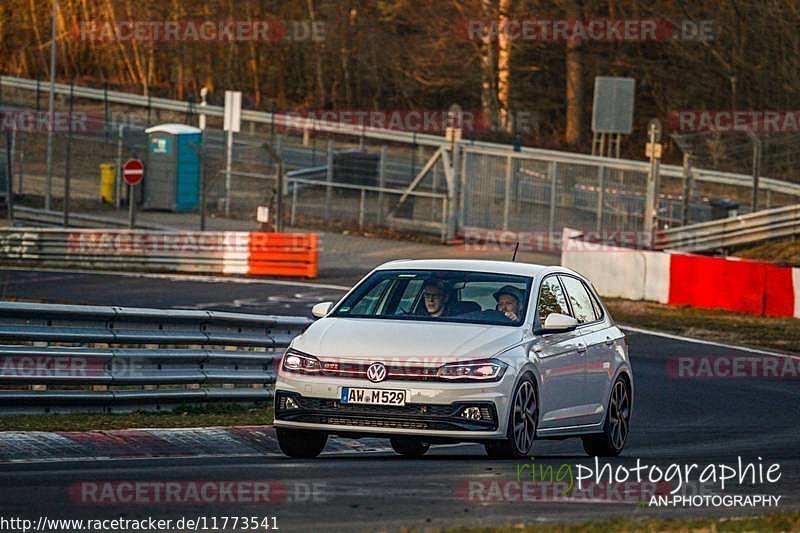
[281,348,321,374]
[437,359,508,381]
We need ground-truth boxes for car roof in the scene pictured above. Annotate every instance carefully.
[374,259,558,278]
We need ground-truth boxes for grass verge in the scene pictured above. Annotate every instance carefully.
[440,512,800,532]
[605,298,800,353]
[0,403,274,432]
[734,239,800,266]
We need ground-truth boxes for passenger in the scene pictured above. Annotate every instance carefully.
[493,285,524,322]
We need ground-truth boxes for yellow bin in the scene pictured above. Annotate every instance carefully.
[100,163,116,203]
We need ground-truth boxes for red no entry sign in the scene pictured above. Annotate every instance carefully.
[123,159,144,186]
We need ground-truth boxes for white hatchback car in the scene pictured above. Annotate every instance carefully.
[274,260,632,459]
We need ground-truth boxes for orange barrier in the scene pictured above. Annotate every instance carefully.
[248,233,319,278]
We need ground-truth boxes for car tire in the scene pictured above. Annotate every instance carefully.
[484,375,538,459]
[390,437,430,457]
[582,376,632,457]
[276,427,328,458]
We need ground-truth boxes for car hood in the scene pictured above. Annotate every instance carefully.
[291,317,523,362]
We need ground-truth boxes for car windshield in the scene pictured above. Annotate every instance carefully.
[332,269,531,326]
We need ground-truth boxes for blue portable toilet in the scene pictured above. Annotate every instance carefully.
[143,124,201,212]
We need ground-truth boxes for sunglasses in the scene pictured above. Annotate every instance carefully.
[423,292,445,300]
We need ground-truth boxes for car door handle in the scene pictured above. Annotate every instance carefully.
[576,343,587,354]
[605,337,615,346]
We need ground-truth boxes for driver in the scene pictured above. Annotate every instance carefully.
[421,279,451,317]
[493,285,524,322]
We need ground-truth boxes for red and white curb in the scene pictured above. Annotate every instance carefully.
[0,426,387,464]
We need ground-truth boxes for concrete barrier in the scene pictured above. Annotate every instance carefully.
[561,228,798,318]
[0,229,319,278]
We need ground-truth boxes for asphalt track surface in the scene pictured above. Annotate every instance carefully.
[0,269,798,531]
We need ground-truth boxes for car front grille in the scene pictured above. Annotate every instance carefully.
[296,397,454,417]
[293,415,454,431]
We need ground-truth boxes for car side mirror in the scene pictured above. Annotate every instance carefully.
[311,301,333,318]
[537,313,578,334]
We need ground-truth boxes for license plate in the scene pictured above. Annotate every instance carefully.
[340,387,406,406]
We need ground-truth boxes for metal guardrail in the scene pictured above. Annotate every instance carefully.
[655,204,800,252]
[5,75,800,198]
[0,301,311,413]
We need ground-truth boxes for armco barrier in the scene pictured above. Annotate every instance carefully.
[561,229,800,318]
[0,229,318,278]
[0,301,312,414]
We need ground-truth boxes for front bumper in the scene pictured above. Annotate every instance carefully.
[275,390,498,432]
[273,372,515,439]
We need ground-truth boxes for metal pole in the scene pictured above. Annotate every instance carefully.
[750,133,762,213]
[446,142,461,241]
[128,184,136,228]
[681,152,692,226]
[324,140,333,220]
[16,126,24,195]
[358,188,365,231]
[595,165,605,232]
[63,82,73,227]
[290,180,297,227]
[548,161,557,235]
[6,131,13,223]
[199,87,208,131]
[115,124,124,208]
[459,147,468,227]
[225,128,233,217]
[275,160,284,232]
[44,0,58,211]
[8,130,15,195]
[103,83,109,144]
[644,122,661,234]
[502,155,512,230]
[377,147,386,225]
[199,134,206,231]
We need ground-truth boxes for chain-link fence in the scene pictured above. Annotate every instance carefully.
[459,144,800,238]
[3,75,800,244]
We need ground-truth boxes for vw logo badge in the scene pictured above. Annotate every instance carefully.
[366,362,387,383]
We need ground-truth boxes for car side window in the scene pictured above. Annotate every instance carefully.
[560,276,598,324]
[587,283,604,320]
[537,276,569,322]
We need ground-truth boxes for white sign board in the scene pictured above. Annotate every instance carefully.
[224,91,242,133]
